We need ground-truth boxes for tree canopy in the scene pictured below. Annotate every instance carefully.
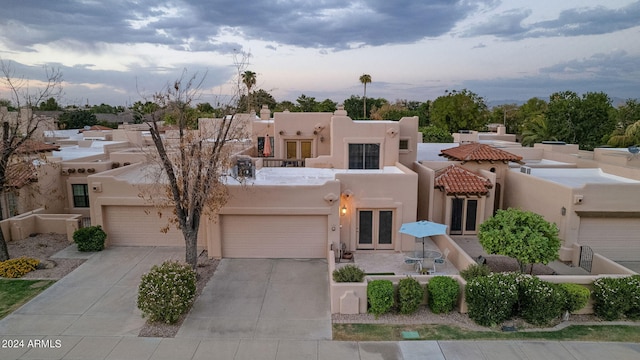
[57,110,98,129]
[546,91,615,150]
[430,89,488,133]
[478,208,561,274]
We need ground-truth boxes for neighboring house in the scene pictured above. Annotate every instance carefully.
[414,143,523,236]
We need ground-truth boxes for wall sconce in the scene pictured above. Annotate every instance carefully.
[341,205,347,216]
[561,207,566,216]
[320,136,325,142]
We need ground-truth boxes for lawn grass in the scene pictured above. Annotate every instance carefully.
[333,323,640,342]
[0,279,55,319]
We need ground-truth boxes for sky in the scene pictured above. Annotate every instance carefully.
[0,0,639,108]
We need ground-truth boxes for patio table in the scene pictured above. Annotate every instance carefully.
[415,249,442,260]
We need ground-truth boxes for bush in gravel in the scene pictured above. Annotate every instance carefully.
[517,276,566,326]
[332,264,366,282]
[73,225,106,252]
[397,277,424,314]
[137,260,197,324]
[367,279,394,318]
[558,283,590,314]
[466,273,518,327]
[593,276,640,320]
[0,257,40,278]
[459,263,491,281]
[427,276,460,314]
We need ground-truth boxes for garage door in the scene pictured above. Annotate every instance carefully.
[103,206,183,246]
[578,218,640,261]
[221,215,327,258]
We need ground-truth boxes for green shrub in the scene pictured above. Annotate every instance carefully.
[367,280,394,318]
[332,264,365,282]
[397,277,424,314]
[558,283,590,313]
[137,260,197,324]
[459,263,491,281]
[0,257,40,278]
[427,276,460,314]
[466,273,518,327]
[518,276,566,326]
[593,276,640,321]
[73,225,107,252]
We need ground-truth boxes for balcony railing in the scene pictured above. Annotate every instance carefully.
[262,158,305,168]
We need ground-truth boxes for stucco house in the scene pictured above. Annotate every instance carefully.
[79,107,420,259]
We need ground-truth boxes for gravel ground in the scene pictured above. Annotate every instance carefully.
[138,252,219,338]
[5,233,85,279]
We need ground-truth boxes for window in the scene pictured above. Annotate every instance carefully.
[348,143,380,169]
[72,184,90,208]
[257,136,274,157]
[399,139,409,151]
[286,140,312,159]
[7,192,19,217]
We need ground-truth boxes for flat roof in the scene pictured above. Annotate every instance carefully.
[56,141,127,161]
[237,166,405,185]
[515,159,575,167]
[115,164,406,186]
[417,143,458,162]
[515,168,640,188]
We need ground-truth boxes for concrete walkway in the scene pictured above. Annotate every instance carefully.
[1,246,639,359]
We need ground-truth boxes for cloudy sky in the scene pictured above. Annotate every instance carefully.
[1,0,639,107]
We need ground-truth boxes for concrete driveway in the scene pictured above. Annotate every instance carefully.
[177,258,331,340]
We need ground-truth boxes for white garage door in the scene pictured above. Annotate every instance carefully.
[221,215,327,258]
[578,218,640,261]
[103,206,183,246]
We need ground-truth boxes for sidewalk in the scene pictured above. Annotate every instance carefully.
[2,337,640,359]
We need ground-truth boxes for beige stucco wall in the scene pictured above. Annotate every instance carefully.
[307,115,400,169]
[336,163,417,252]
[397,116,419,168]
[504,170,574,259]
[271,111,332,160]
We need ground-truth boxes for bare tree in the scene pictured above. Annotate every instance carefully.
[142,59,250,268]
[0,59,63,261]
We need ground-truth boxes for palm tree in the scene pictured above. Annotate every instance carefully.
[359,74,371,119]
[521,115,556,146]
[608,120,640,147]
[241,70,257,112]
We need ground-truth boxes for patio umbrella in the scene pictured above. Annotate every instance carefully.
[399,220,448,258]
[263,134,272,157]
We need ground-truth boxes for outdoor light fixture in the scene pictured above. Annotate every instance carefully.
[341,205,347,216]
[561,206,566,216]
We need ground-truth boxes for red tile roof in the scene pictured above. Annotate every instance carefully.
[435,165,492,195]
[10,140,60,154]
[78,125,113,133]
[5,162,37,189]
[439,143,522,163]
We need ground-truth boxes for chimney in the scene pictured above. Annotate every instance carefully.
[260,105,270,120]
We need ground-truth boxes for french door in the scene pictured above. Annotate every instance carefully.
[286,140,312,159]
[357,209,394,249]
[450,198,478,235]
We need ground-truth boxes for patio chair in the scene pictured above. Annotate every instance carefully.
[434,248,450,269]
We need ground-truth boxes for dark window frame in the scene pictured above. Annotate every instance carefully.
[72,184,90,208]
[348,143,380,169]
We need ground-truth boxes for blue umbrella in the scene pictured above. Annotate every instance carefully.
[399,221,448,258]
